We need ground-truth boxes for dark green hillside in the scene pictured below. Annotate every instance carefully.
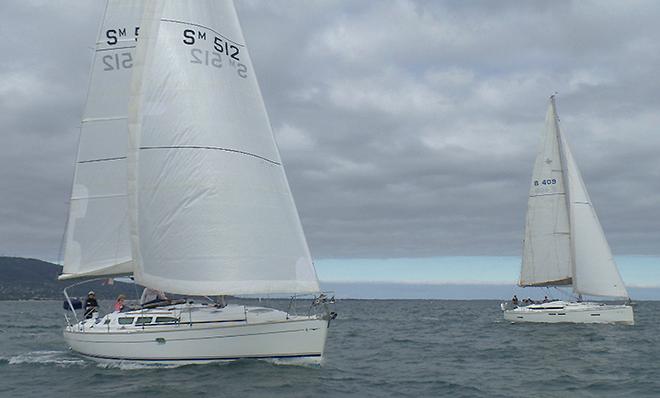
[0,257,127,300]
[0,257,63,299]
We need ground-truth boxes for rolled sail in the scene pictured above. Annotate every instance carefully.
[61,1,145,280]
[127,1,320,295]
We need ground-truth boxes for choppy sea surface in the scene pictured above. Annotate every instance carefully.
[1,300,658,397]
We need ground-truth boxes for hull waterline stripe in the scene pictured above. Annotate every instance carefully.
[139,146,281,166]
[77,352,321,362]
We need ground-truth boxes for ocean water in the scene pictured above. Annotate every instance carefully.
[1,300,658,397]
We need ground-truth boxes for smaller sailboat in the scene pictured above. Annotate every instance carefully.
[502,95,633,324]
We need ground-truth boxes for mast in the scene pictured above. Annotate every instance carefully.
[551,95,578,293]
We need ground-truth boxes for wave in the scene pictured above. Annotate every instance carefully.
[7,350,87,368]
[95,361,187,370]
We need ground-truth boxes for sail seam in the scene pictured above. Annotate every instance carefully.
[139,146,281,165]
[529,192,566,197]
[96,45,137,52]
[160,18,245,47]
[82,116,128,123]
[71,193,126,200]
[78,156,127,164]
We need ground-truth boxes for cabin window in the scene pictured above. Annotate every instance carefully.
[118,317,134,325]
[104,318,111,325]
[155,317,179,324]
[135,317,153,325]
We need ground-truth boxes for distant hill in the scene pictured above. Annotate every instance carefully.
[0,257,64,299]
[0,257,127,300]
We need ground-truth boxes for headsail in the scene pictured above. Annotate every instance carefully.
[61,1,145,280]
[127,1,320,295]
[561,132,628,298]
[519,97,572,287]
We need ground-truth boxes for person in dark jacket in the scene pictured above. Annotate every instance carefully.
[84,291,99,319]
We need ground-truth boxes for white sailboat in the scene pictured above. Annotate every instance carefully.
[502,95,633,325]
[61,0,334,364]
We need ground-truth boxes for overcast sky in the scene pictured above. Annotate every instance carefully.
[1,0,659,264]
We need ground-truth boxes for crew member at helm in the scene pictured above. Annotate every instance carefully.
[84,291,99,319]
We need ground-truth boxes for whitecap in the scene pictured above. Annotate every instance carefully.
[8,350,87,368]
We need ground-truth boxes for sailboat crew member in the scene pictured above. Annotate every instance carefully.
[83,291,98,319]
[114,294,127,312]
[140,288,169,306]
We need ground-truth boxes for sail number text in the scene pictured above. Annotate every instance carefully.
[102,52,133,71]
[189,49,248,78]
[98,25,248,78]
[182,29,248,78]
[534,179,557,186]
[182,29,241,61]
[106,27,140,45]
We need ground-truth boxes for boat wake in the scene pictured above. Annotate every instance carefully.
[261,356,322,368]
[94,360,187,370]
[6,351,86,368]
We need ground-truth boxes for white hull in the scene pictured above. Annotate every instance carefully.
[64,304,329,364]
[502,301,634,325]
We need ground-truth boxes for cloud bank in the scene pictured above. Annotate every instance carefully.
[1,1,659,262]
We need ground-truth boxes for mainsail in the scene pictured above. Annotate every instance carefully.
[519,98,572,286]
[61,1,145,280]
[127,1,320,295]
[519,96,628,298]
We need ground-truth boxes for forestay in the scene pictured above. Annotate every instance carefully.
[519,98,572,287]
[127,1,320,295]
[61,1,145,280]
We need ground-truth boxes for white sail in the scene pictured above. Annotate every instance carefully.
[61,1,144,280]
[519,99,572,286]
[127,1,320,295]
[561,133,629,298]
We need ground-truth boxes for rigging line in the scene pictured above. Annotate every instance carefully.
[160,18,245,47]
[139,146,281,166]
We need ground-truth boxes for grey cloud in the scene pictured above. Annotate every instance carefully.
[1,1,659,262]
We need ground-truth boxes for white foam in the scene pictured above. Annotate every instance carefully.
[95,360,187,370]
[263,356,323,368]
[8,350,87,368]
